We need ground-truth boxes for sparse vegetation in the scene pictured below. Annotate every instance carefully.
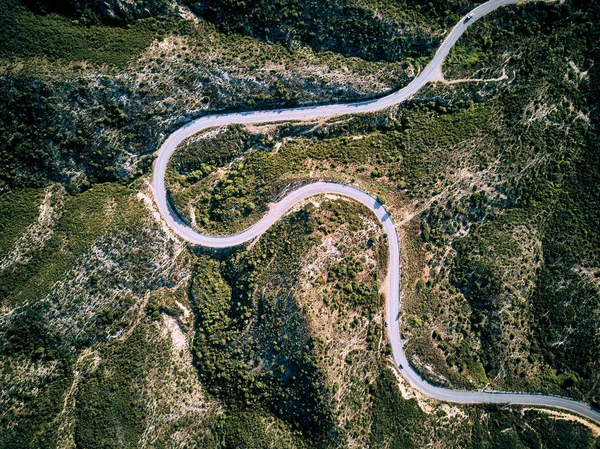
[165,0,600,407]
[194,0,457,62]
[0,0,417,192]
[1,0,600,446]
[0,0,159,66]
[166,101,490,234]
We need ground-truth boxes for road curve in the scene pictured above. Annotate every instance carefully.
[152,0,600,424]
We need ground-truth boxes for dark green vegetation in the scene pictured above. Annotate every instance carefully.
[166,100,495,232]
[167,0,600,405]
[192,210,338,446]
[24,0,176,24]
[190,199,388,446]
[0,0,158,66]
[422,0,600,399]
[0,184,158,311]
[2,0,600,447]
[0,183,193,448]
[368,367,428,447]
[2,182,598,447]
[327,253,380,313]
[74,325,150,449]
[0,0,414,193]
[166,104,493,234]
[417,0,600,393]
[169,125,252,182]
[195,0,470,61]
[0,51,157,191]
[369,367,597,449]
[0,188,43,257]
[462,407,597,449]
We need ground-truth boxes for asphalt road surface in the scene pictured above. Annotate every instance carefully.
[152,0,600,424]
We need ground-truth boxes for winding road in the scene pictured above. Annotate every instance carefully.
[152,0,600,424]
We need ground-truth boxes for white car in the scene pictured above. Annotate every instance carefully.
[465,12,474,22]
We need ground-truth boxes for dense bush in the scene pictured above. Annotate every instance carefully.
[416,0,600,398]
[0,1,159,65]
[192,211,339,446]
[2,0,600,445]
[74,328,149,449]
[23,0,175,24]
[191,0,455,61]
[166,103,490,235]
[369,367,427,448]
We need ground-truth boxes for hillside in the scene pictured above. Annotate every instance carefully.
[1,0,599,447]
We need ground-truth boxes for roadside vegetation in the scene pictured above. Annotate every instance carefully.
[195,0,469,62]
[165,101,490,234]
[406,0,600,401]
[190,199,386,446]
[166,0,600,406]
[0,0,418,193]
[2,180,598,447]
[2,0,600,446]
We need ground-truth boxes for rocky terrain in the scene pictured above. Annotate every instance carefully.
[1,0,599,447]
